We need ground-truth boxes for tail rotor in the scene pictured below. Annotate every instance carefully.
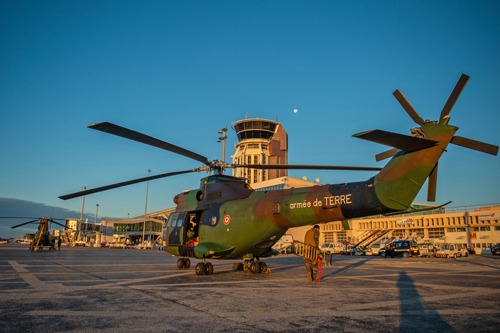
[357,74,498,202]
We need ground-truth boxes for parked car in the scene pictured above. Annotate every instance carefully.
[320,243,346,254]
[490,243,500,255]
[367,243,385,256]
[380,240,419,258]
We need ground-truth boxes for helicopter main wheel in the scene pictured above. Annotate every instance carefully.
[195,262,205,275]
[232,263,244,270]
[177,258,185,269]
[249,261,261,274]
[184,258,191,269]
[204,262,214,275]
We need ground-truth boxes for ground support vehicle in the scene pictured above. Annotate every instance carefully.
[419,243,438,258]
[344,244,365,256]
[436,243,469,258]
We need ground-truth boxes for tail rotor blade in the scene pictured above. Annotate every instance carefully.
[439,74,470,121]
[393,89,424,126]
[451,136,499,156]
[427,164,438,202]
[375,148,399,162]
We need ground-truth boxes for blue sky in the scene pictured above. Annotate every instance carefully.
[1,1,499,237]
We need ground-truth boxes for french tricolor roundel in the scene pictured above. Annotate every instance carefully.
[223,215,230,225]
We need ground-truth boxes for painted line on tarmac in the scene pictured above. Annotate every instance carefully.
[7,260,67,291]
[129,278,298,289]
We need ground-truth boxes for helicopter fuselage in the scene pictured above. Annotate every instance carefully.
[164,174,393,260]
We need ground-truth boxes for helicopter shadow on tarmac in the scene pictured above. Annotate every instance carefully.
[397,272,454,333]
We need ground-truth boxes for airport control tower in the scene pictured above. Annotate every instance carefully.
[231,118,288,184]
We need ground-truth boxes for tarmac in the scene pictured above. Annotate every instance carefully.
[1,243,499,333]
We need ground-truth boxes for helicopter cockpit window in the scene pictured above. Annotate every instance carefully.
[169,219,177,227]
[177,220,183,227]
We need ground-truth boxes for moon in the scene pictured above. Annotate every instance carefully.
[293,109,298,113]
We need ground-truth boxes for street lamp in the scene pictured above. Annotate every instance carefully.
[142,169,151,248]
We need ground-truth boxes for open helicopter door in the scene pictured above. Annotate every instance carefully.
[178,211,203,256]
[166,211,203,256]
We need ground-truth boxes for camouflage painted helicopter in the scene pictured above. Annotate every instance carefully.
[61,74,498,275]
[2,217,68,251]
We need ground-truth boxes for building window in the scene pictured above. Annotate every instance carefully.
[457,228,466,232]
[337,231,347,243]
[428,228,445,239]
[480,226,490,231]
[324,232,334,243]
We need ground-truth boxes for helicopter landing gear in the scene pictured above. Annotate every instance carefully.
[235,259,270,274]
[195,259,214,275]
[177,257,191,269]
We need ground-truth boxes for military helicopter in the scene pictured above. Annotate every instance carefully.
[60,74,498,275]
[1,217,68,251]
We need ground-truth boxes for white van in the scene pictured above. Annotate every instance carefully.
[320,243,346,254]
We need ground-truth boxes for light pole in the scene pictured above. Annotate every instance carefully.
[142,169,151,248]
[95,203,99,224]
[217,126,227,174]
[80,185,86,240]
[95,203,99,245]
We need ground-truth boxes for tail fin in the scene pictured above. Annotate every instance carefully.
[354,74,498,210]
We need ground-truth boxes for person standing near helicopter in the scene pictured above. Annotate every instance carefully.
[303,225,320,282]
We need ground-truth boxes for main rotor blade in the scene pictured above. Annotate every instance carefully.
[11,220,39,229]
[227,164,382,171]
[0,217,42,219]
[88,122,209,165]
[393,89,424,126]
[59,167,206,200]
[375,148,399,162]
[451,136,499,156]
[439,74,470,121]
[48,220,68,228]
[427,164,438,202]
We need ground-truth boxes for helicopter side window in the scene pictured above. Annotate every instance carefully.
[177,220,183,227]
[170,219,177,227]
[210,216,217,226]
